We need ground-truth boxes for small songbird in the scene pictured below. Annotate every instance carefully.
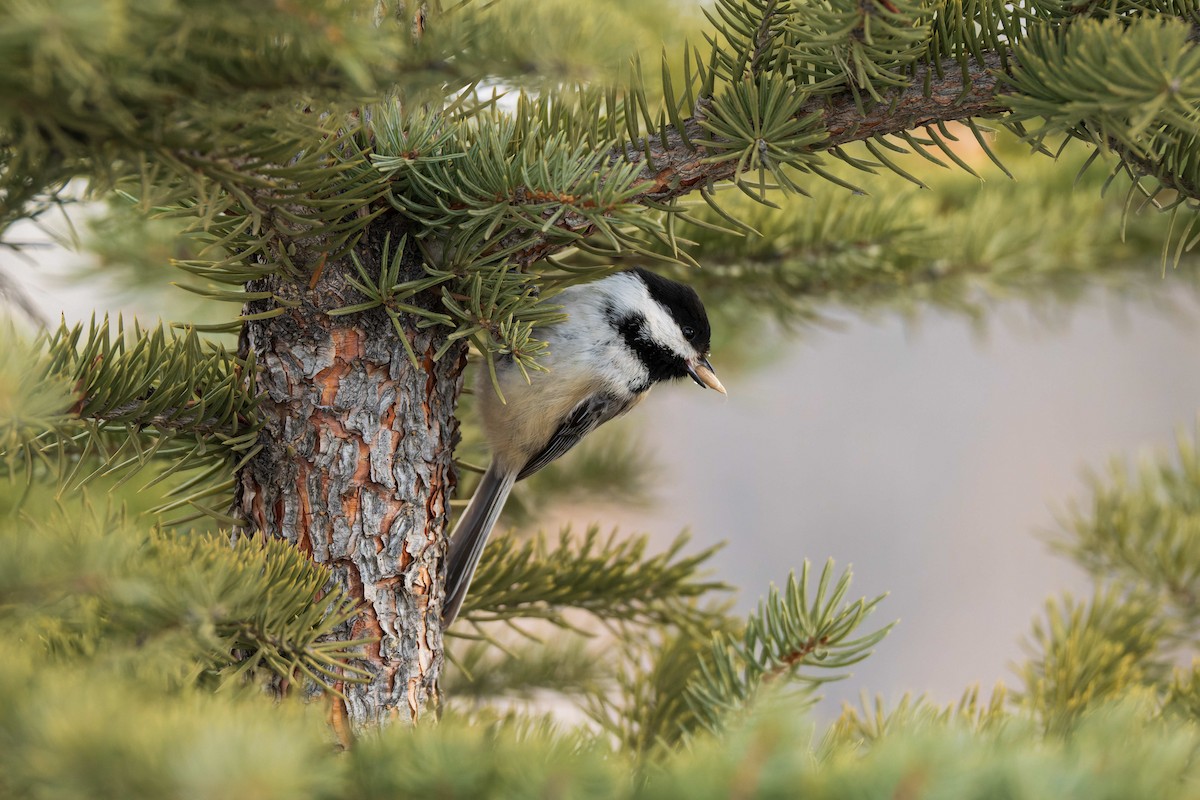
[442,268,725,626]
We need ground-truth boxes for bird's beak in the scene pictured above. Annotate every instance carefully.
[687,357,727,395]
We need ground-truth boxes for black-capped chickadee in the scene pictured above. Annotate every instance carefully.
[442,268,725,627]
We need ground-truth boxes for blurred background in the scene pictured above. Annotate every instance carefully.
[9,131,1200,718]
[602,290,1200,715]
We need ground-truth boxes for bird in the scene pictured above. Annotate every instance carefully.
[442,267,725,627]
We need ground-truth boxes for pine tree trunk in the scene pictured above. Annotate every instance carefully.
[237,219,464,729]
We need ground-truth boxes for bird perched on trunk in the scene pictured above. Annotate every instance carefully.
[443,268,725,626]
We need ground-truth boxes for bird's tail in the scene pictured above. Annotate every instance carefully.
[442,460,518,627]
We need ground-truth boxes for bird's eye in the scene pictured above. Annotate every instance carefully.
[682,325,696,340]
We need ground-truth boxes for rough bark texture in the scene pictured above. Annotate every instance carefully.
[237,219,465,729]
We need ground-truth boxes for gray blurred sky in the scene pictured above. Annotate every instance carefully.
[8,217,1200,719]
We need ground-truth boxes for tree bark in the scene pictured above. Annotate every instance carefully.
[237,218,465,729]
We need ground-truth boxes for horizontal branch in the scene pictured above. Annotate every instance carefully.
[81,397,247,439]
[1109,139,1200,205]
[511,53,1007,266]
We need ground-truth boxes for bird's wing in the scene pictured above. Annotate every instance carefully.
[516,392,632,481]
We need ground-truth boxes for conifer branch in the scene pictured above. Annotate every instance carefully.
[684,560,892,734]
[1110,143,1200,206]
[510,53,1006,267]
[0,319,259,522]
[0,506,370,693]
[1051,425,1200,638]
[1017,590,1169,732]
[444,636,604,701]
[49,318,260,448]
[455,528,728,633]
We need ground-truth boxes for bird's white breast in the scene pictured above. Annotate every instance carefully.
[478,272,653,470]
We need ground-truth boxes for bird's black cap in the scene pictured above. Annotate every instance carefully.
[628,268,712,355]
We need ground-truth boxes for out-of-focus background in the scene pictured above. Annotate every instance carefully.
[11,142,1200,717]
[611,292,1200,714]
